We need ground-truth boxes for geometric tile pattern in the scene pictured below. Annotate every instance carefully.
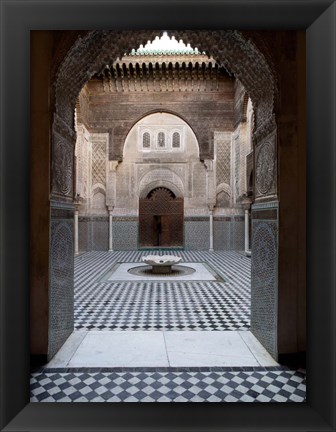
[184,221,210,250]
[112,221,139,250]
[74,250,251,331]
[49,215,74,359]
[30,367,306,402]
[251,219,278,358]
[213,220,245,251]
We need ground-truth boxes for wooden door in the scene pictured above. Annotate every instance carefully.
[139,187,183,248]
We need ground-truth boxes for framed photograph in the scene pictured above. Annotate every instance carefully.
[1,0,335,431]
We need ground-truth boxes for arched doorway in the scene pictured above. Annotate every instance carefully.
[30,30,306,365]
[139,187,184,248]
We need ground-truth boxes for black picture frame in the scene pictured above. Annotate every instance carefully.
[1,0,335,431]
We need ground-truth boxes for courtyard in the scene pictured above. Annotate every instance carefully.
[30,251,306,402]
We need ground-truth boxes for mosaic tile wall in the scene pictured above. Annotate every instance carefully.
[232,217,245,250]
[78,217,109,251]
[49,203,74,360]
[78,217,245,251]
[214,218,244,251]
[250,206,278,359]
[184,219,210,250]
[113,220,139,250]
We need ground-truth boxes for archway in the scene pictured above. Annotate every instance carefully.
[139,187,184,248]
[31,30,306,365]
[51,30,278,359]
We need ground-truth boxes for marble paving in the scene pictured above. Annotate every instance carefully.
[30,250,306,403]
[75,250,250,331]
[46,331,278,368]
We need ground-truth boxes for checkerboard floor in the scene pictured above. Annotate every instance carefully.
[30,250,306,403]
[30,367,306,402]
[75,250,251,331]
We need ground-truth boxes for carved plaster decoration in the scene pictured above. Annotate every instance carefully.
[255,133,277,196]
[109,160,120,171]
[138,168,185,199]
[91,135,108,188]
[203,159,216,207]
[203,159,214,172]
[106,161,120,207]
[138,125,184,152]
[53,113,77,141]
[253,114,277,144]
[52,134,73,197]
[54,30,277,153]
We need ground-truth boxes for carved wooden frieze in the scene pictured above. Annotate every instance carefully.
[54,30,277,139]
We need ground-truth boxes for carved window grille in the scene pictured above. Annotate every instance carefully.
[143,132,151,148]
[157,132,165,148]
[172,132,181,148]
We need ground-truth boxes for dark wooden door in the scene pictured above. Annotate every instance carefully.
[139,187,183,248]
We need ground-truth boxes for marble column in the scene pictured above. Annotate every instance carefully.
[241,197,252,257]
[108,206,114,251]
[74,202,80,255]
[245,209,249,252]
[209,206,214,252]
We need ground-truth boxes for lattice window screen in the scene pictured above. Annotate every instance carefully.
[143,132,151,148]
[172,132,181,148]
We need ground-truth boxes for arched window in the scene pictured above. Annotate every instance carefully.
[157,132,165,148]
[143,132,151,148]
[172,132,181,148]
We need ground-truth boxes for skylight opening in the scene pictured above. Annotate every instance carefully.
[129,32,206,56]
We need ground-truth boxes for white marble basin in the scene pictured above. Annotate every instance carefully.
[142,255,181,274]
[142,255,181,266]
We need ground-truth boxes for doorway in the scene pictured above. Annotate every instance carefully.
[139,187,184,248]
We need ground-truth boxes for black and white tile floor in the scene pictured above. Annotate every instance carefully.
[30,251,306,403]
[30,367,306,402]
[74,250,251,331]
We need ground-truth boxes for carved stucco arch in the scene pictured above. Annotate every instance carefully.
[92,185,106,196]
[139,181,184,200]
[216,182,231,196]
[49,30,282,360]
[138,168,184,199]
[54,30,278,151]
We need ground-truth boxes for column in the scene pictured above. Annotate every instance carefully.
[204,158,216,253]
[108,206,114,251]
[209,206,214,252]
[245,209,249,253]
[241,198,252,257]
[74,205,79,255]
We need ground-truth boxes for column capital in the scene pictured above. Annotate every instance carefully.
[107,205,114,213]
[203,159,214,172]
[240,194,253,210]
[109,160,119,172]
